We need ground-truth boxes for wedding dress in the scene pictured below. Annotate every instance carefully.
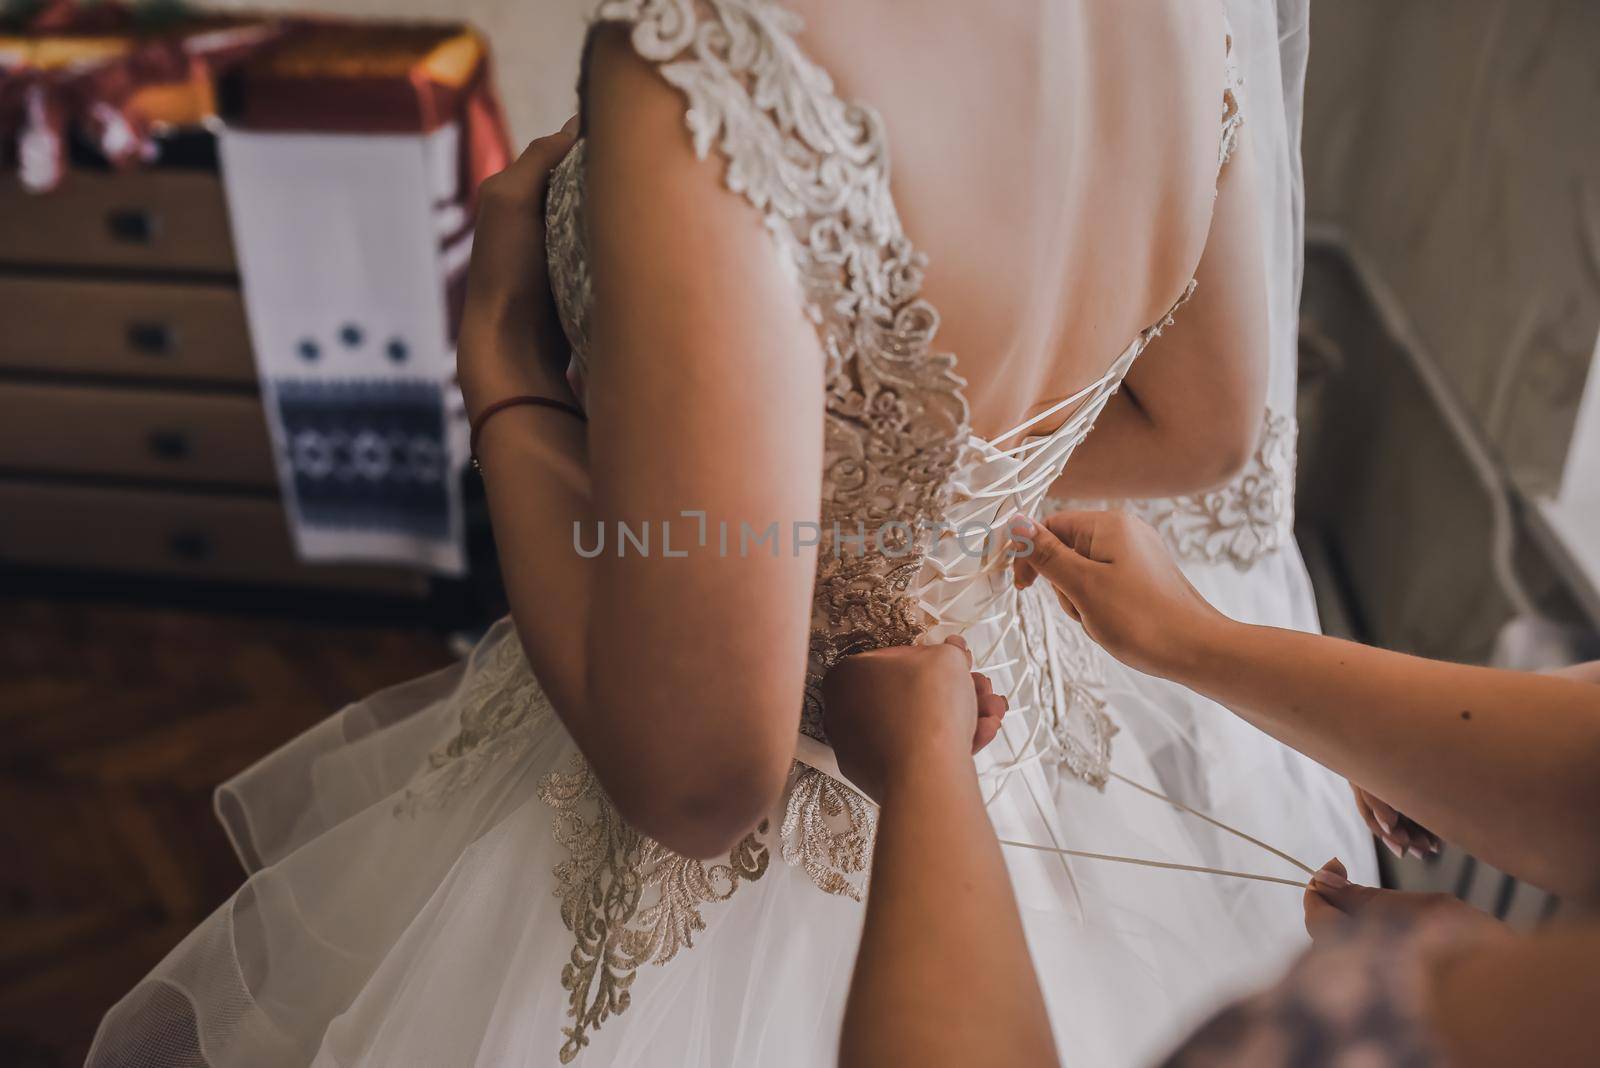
[90,2,1374,1066]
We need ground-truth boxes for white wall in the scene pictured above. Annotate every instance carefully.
[1304,0,1600,496]
[1561,332,1600,507]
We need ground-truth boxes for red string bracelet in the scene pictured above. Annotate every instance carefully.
[469,395,587,470]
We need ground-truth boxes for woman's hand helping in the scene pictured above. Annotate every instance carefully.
[823,637,1008,804]
[1009,510,1228,681]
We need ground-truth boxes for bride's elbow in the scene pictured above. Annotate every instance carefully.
[605,737,793,860]
[1149,419,1254,494]
[1193,421,1257,489]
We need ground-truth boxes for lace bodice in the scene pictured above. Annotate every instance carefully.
[546,0,1264,730]
[537,0,1278,1058]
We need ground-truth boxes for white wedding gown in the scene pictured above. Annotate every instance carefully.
[90,2,1373,1066]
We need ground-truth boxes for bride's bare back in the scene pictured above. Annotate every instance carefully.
[794,0,1267,466]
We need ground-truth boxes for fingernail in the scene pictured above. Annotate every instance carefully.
[1009,514,1035,536]
[1385,839,1404,859]
[1375,812,1395,834]
[1312,867,1348,889]
[1407,845,1429,860]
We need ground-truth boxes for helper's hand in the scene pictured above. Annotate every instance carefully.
[458,118,580,419]
[823,637,1008,804]
[1351,783,1443,860]
[1302,858,1502,943]
[1010,510,1226,680]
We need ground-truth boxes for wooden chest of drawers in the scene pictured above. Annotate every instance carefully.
[0,153,427,597]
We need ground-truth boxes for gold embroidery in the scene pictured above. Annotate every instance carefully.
[539,752,771,1063]
[1019,587,1120,789]
[1115,410,1297,570]
[393,626,552,816]
[780,765,875,900]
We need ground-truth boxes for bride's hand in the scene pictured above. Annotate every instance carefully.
[822,637,1008,804]
[458,117,580,420]
[1010,510,1226,679]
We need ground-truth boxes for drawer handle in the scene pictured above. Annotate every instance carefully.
[147,429,191,461]
[127,321,175,356]
[168,530,213,563]
[107,207,158,245]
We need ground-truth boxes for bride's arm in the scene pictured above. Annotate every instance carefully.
[1046,126,1271,501]
[477,30,826,861]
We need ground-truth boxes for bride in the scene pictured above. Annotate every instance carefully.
[91,1,1376,1065]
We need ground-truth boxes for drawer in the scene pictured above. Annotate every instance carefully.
[0,169,235,274]
[0,481,427,594]
[0,276,256,385]
[0,382,276,488]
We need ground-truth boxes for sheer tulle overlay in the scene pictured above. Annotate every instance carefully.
[89,1,1369,1065]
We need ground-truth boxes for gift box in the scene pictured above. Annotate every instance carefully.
[0,0,279,190]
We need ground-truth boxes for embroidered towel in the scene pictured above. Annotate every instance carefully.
[220,122,473,574]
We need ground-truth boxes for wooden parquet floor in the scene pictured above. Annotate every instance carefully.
[0,596,454,1067]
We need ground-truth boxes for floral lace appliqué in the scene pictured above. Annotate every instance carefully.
[1119,409,1297,570]
[1018,584,1120,789]
[393,626,553,816]
[540,752,771,1064]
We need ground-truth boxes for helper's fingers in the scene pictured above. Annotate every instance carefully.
[1352,786,1411,859]
[1365,792,1401,837]
[1013,554,1038,590]
[1303,884,1347,942]
[973,671,994,698]
[1351,785,1389,844]
[944,635,973,669]
[1351,786,1381,835]
[972,714,1001,754]
[1305,857,1359,940]
[1009,515,1091,597]
[1397,816,1443,857]
[1307,857,1389,920]
[976,690,1007,721]
[1042,510,1116,563]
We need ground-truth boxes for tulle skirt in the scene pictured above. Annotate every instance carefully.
[88,539,1374,1068]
